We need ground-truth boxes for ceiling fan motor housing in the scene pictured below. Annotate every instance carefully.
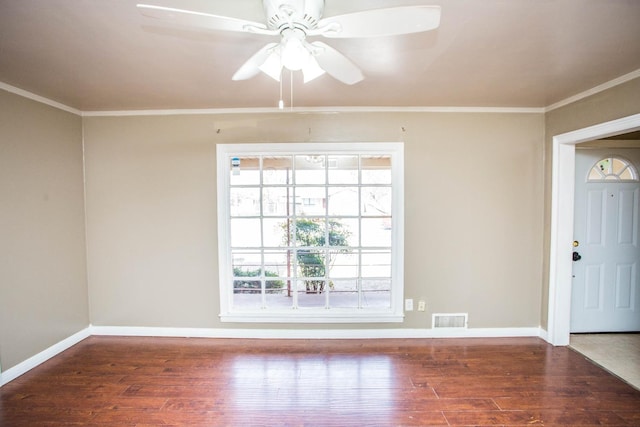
[263,0,324,32]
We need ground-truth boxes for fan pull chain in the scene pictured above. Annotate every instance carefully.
[276,70,295,110]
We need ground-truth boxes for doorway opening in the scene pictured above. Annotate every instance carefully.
[547,113,640,346]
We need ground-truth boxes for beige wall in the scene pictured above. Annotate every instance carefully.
[540,77,640,330]
[2,75,637,373]
[0,90,89,370]
[83,111,544,330]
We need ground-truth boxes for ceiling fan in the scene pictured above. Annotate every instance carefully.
[137,0,441,85]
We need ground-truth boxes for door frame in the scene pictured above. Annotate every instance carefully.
[547,113,640,346]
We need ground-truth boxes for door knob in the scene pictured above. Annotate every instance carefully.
[572,251,582,261]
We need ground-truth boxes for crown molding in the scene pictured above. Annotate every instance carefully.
[0,82,82,116]
[81,105,544,117]
[3,68,639,117]
[545,68,640,112]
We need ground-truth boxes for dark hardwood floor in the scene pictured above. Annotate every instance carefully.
[1,336,639,426]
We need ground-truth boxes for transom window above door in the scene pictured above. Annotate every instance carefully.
[216,143,404,323]
[588,156,639,182]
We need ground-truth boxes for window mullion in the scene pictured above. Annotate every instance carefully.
[291,158,299,309]
[358,154,363,309]
[259,155,266,309]
[324,155,330,309]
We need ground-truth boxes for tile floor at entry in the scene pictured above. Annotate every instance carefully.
[570,333,640,390]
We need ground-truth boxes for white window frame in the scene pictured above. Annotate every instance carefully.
[216,142,404,323]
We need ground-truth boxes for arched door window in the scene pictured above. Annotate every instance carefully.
[587,156,639,182]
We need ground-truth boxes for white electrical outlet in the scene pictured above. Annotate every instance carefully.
[418,300,426,311]
[405,299,414,311]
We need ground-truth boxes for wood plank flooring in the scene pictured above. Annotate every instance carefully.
[1,336,640,426]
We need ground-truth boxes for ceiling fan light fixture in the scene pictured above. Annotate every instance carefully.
[258,50,283,81]
[302,56,325,83]
[280,28,311,71]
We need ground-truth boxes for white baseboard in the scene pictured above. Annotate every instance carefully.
[538,327,550,343]
[0,325,544,387]
[0,327,91,386]
[90,325,543,340]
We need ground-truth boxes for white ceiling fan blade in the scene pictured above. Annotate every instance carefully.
[311,42,363,85]
[316,5,441,38]
[232,43,279,81]
[136,4,277,35]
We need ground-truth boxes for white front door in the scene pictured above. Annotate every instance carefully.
[571,149,640,332]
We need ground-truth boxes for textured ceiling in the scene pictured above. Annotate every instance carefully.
[1,0,639,111]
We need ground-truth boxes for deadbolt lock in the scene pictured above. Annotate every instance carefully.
[573,240,579,247]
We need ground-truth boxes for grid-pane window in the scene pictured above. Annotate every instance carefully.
[217,143,404,323]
